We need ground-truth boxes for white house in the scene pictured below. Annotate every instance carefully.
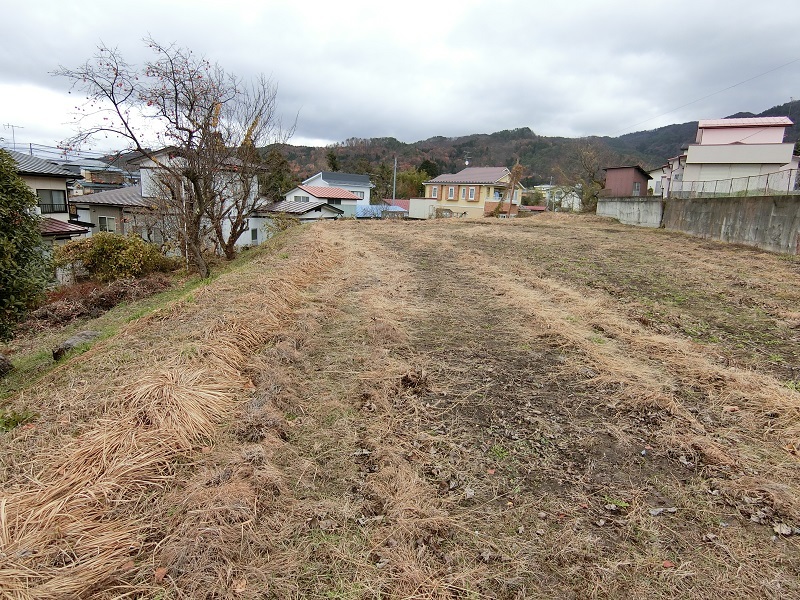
[135,148,261,250]
[302,171,374,212]
[283,184,361,217]
[6,149,90,246]
[669,117,799,196]
[532,184,582,212]
[256,199,344,223]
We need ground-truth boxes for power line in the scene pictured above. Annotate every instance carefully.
[608,57,800,137]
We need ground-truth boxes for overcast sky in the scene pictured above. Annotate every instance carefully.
[1,0,798,153]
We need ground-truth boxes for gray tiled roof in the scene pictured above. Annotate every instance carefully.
[6,149,79,178]
[313,171,374,188]
[427,167,510,184]
[70,185,147,207]
[259,199,344,215]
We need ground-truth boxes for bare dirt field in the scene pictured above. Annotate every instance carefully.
[2,214,799,599]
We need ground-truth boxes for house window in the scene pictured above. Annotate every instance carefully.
[251,228,258,242]
[36,189,67,214]
[448,186,454,199]
[98,216,116,232]
[468,187,475,201]
[632,182,641,197]
[460,187,466,200]
[431,186,438,199]
[351,191,364,199]
[294,195,310,202]
[328,199,342,205]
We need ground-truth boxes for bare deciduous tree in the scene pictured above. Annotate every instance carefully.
[55,38,292,276]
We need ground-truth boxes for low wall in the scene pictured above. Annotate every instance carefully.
[596,196,663,227]
[663,195,800,255]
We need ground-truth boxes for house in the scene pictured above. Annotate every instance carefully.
[283,185,361,217]
[655,153,687,198]
[135,148,262,250]
[59,158,129,196]
[256,199,344,223]
[532,184,582,212]
[6,149,89,245]
[418,167,525,218]
[678,117,798,192]
[69,185,162,241]
[602,166,651,197]
[302,171,374,208]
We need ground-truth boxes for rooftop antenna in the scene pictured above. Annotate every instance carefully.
[3,123,24,151]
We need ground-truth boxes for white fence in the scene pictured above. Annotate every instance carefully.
[669,168,800,198]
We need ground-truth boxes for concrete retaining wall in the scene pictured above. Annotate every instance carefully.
[662,196,800,255]
[596,196,664,227]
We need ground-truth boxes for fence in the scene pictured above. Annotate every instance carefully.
[669,168,800,198]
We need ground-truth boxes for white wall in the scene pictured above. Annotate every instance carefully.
[699,127,786,145]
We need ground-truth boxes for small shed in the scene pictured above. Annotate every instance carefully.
[603,166,651,197]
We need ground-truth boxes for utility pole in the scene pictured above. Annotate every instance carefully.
[3,123,24,151]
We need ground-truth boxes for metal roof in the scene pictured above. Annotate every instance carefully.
[71,185,147,208]
[6,149,80,178]
[260,199,344,215]
[427,167,511,184]
[39,217,89,237]
[698,117,793,128]
[305,171,374,187]
[603,165,652,179]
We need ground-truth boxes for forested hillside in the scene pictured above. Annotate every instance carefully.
[269,100,800,199]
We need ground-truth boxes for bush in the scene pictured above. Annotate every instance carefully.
[55,233,176,283]
[0,149,52,341]
[265,213,300,236]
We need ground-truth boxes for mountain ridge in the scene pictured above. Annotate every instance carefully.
[276,100,800,191]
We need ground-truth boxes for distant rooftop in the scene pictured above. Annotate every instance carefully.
[296,185,360,200]
[258,199,344,216]
[71,185,147,208]
[698,117,793,129]
[305,171,374,188]
[427,167,511,184]
[5,148,80,179]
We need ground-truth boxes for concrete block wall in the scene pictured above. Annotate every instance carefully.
[596,196,664,228]
[662,196,800,255]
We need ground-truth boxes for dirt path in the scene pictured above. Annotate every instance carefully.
[2,216,799,599]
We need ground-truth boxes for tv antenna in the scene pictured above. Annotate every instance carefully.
[3,123,24,151]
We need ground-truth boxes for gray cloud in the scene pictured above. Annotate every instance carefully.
[1,0,798,150]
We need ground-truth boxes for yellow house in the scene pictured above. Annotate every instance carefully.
[423,167,524,218]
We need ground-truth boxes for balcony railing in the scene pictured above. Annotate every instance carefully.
[668,168,800,198]
[38,202,68,214]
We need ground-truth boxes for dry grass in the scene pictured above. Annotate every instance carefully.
[2,217,800,598]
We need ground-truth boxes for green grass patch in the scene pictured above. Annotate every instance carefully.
[0,407,36,432]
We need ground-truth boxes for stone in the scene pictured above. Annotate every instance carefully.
[52,331,101,361]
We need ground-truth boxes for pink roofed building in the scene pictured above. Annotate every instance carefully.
[682,117,799,183]
[283,184,361,217]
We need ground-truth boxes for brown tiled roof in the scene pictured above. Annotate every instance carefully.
[297,185,360,200]
[40,218,88,237]
[390,199,411,211]
[427,167,510,185]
